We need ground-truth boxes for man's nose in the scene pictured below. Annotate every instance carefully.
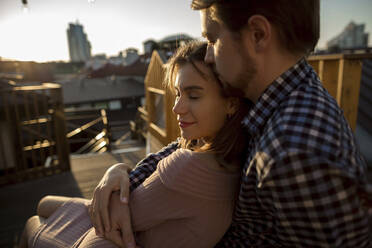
[204,45,215,64]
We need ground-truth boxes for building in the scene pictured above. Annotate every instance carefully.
[143,39,158,55]
[143,34,194,55]
[67,22,92,62]
[60,76,145,141]
[327,21,369,50]
[159,33,193,51]
[123,48,140,66]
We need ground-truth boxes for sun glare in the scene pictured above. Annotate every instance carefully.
[0,13,68,62]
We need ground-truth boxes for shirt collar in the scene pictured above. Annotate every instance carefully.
[242,58,312,136]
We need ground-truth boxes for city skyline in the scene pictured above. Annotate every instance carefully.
[0,0,371,62]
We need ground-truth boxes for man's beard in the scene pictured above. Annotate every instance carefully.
[230,51,257,98]
[213,51,257,99]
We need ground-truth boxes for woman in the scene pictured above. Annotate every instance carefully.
[20,41,251,248]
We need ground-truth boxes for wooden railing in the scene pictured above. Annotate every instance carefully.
[65,108,111,154]
[142,52,372,150]
[142,51,179,152]
[0,82,112,185]
[308,53,372,130]
[0,83,70,185]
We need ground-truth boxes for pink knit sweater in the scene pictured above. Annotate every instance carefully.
[129,148,240,248]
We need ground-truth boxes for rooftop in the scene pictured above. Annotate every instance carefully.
[0,142,145,247]
[60,77,145,105]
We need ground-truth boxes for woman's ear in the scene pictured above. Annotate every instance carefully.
[227,98,239,116]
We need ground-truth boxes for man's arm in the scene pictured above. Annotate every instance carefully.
[265,152,371,247]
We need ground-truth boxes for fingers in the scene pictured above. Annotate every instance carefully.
[99,187,112,233]
[120,172,130,203]
[105,228,125,248]
[90,187,105,236]
[119,205,136,248]
[90,163,131,238]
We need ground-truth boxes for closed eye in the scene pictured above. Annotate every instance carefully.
[189,95,200,100]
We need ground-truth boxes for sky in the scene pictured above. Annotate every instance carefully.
[0,0,371,62]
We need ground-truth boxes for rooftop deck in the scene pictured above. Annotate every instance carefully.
[0,143,145,248]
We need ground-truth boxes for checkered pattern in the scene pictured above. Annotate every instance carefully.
[129,59,371,247]
[129,141,179,192]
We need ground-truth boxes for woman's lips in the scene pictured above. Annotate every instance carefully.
[179,121,195,128]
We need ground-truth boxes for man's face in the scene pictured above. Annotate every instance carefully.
[200,10,257,99]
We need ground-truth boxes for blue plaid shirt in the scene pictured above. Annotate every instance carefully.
[129,58,371,247]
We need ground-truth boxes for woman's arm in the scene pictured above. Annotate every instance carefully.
[113,150,235,248]
[129,141,179,191]
[89,141,179,247]
[107,172,202,248]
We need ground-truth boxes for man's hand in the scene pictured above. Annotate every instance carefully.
[88,163,136,247]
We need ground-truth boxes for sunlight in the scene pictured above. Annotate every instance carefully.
[0,13,68,62]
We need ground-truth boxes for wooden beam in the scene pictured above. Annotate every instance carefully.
[320,60,340,101]
[66,116,103,138]
[308,53,372,61]
[337,59,363,130]
[51,87,70,171]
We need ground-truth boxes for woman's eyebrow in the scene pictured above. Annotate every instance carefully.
[182,85,204,91]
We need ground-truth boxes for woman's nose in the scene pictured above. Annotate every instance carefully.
[172,97,186,115]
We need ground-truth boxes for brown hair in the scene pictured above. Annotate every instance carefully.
[191,0,320,56]
[164,40,251,167]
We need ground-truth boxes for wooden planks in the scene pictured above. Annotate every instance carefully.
[0,147,145,248]
[308,54,372,130]
[337,59,363,130]
[144,51,180,148]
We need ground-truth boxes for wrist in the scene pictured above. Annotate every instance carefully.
[111,163,131,173]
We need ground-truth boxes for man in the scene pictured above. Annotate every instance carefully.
[90,1,371,247]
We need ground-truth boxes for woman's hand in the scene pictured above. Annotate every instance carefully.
[88,163,136,247]
[105,191,137,248]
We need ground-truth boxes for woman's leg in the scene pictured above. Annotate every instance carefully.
[37,195,73,218]
[78,228,120,248]
[19,195,73,247]
[19,215,46,248]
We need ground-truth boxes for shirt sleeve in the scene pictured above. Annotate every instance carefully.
[129,140,179,192]
[130,168,201,228]
[263,151,371,247]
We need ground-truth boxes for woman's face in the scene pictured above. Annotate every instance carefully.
[172,62,233,141]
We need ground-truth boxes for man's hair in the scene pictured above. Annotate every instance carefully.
[191,0,320,55]
[164,40,251,166]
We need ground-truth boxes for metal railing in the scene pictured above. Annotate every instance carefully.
[0,83,70,185]
[65,108,111,154]
[0,81,112,185]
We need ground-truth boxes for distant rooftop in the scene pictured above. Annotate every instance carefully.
[159,33,193,43]
[61,77,144,105]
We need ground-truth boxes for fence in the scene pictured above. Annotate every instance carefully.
[65,108,111,154]
[0,83,69,185]
[308,53,372,130]
[0,82,112,185]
